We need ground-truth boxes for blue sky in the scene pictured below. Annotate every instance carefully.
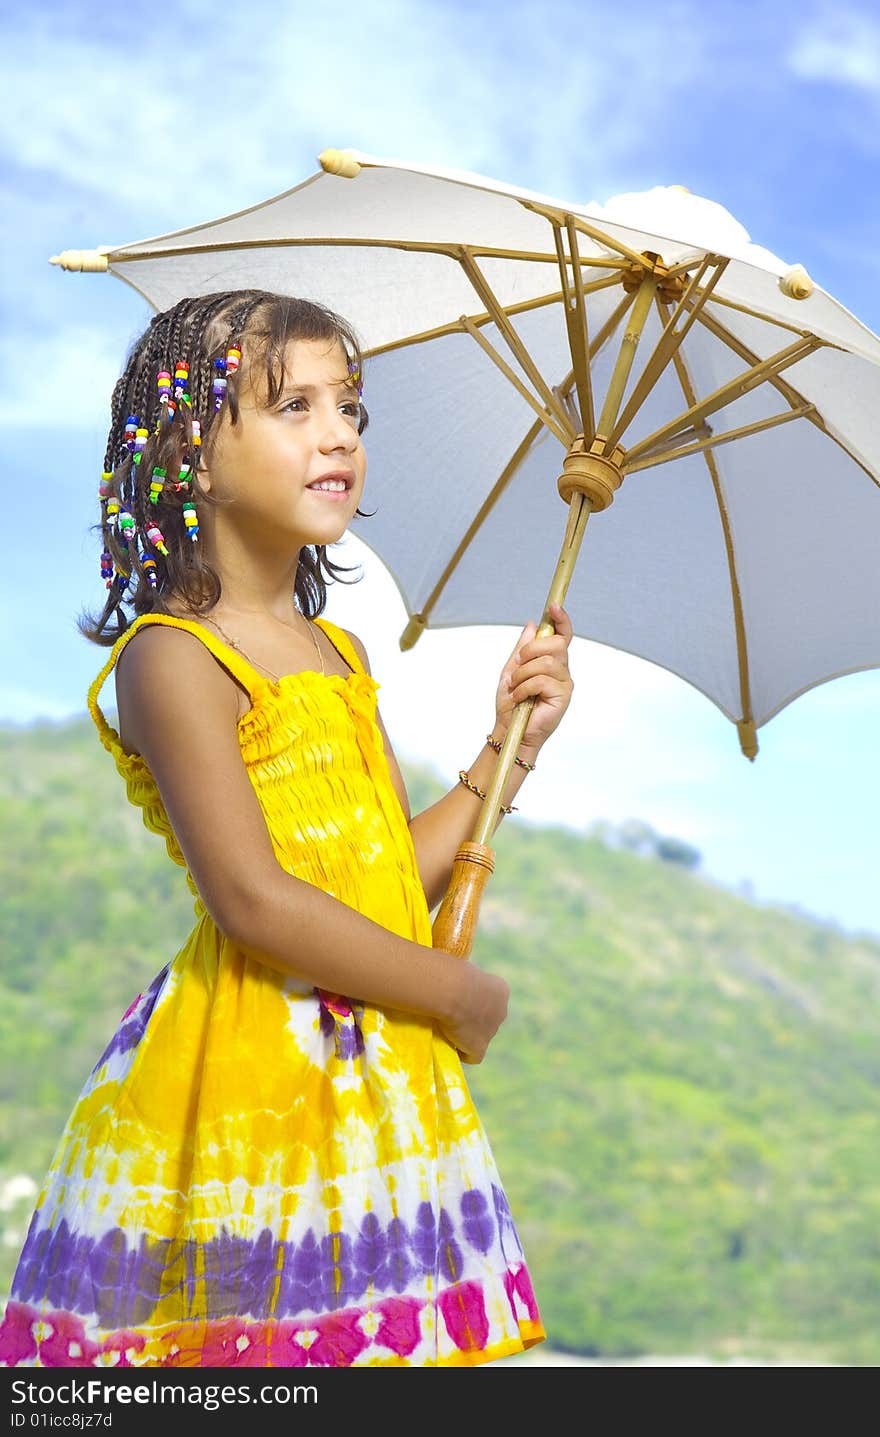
[3,0,880,940]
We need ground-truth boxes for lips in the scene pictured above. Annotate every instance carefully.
[308,471,354,490]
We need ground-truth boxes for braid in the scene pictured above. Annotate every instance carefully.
[189,294,232,423]
[103,374,129,474]
[79,288,370,645]
[135,337,155,435]
[169,305,188,384]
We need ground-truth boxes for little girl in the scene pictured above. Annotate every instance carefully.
[1,289,574,1369]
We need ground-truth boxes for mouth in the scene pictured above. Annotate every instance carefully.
[306,471,354,499]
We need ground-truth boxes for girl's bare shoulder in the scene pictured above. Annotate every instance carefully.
[115,610,240,758]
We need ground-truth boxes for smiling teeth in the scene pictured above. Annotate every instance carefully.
[310,480,347,491]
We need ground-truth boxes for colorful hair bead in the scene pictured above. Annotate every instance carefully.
[174,360,189,398]
[145,521,169,556]
[106,497,120,528]
[99,471,114,500]
[124,416,138,452]
[134,426,149,454]
[157,372,172,426]
[172,463,192,492]
[141,552,158,588]
[100,549,113,587]
[226,343,241,376]
[149,466,167,504]
[213,357,228,412]
[191,420,201,448]
[118,509,136,546]
[182,500,199,541]
[348,358,364,397]
[114,568,130,594]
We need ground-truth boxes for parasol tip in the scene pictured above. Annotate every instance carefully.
[49,248,109,273]
[737,718,759,761]
[779,264,814,300]
[318,148,362,179]
[399,613,428,651]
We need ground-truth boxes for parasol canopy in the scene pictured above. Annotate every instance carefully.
[53,149,880,761]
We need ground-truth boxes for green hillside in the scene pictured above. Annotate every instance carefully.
[2,714,880,1366]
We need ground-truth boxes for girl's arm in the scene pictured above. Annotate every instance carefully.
[115,625,509,1062]
[408,730,537,912]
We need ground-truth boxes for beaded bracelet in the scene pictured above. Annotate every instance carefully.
[459,769,518,814]
[485,733,537,771]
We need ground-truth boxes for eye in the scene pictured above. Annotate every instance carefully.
[281,396,307,413]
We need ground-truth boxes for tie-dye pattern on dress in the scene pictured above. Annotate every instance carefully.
[1,613,545,1368]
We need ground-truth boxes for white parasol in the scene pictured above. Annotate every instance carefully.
[52,148,880,955]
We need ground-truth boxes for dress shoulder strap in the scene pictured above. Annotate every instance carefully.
[86,613,271,755]
[312,616,365,678]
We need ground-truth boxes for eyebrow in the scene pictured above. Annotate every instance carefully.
[280,381,360,399]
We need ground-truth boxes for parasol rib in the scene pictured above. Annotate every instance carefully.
[103,235,622,266]
[692,305,880,494]
[458,248,573,436]
[460,317,574,446]
[552,376,583,432]
[552,218,596,439]
[627,405,816,472]
[520,200,660,271]
[400,397,571,654]
[661,255,715,281]
[364,276,621,361]
[624,335,822,464]
[365,274,622,361]
[689,287,822,339]
[607,256,729,448]
[652,296,758,760]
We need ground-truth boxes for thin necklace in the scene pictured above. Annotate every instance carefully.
[204,609,325,682]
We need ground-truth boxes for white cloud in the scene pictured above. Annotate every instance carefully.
[788,9,880,91]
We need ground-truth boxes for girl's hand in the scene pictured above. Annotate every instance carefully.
[437,960,510,1065]
[493,601,575,752]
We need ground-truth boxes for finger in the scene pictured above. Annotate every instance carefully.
[518,608,571,662]
[548,601,573,635]
[513,653,568,681]
[524,635,569,661]
[509,674,564,701]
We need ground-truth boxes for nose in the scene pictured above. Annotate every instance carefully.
[318,399,359,452]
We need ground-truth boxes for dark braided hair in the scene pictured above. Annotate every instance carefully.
[78,290,373,647]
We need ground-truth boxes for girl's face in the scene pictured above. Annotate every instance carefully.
[198,335,366,552]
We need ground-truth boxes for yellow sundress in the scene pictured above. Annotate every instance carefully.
[1,612,545,1368]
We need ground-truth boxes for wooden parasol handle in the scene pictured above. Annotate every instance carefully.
[430,690,539,957]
